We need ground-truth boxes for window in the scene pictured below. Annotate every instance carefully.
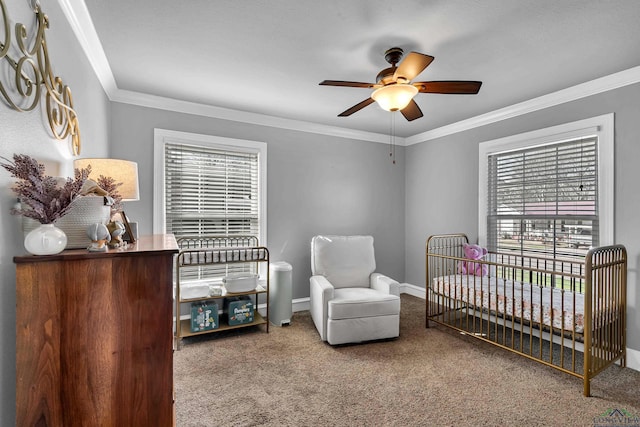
[479,114,613,258]
[153,129,266,244]
[154,130,266,280]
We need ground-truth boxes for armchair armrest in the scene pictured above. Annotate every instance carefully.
[370,273,400,297]
[309,275,335,341]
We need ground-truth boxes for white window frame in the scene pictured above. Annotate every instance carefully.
[153,129,267,246]
[478,114,614,248]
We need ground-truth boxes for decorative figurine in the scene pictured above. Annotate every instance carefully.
[106,220,126,248]
[86,223,111,252]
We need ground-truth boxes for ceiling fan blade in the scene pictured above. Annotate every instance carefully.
[393,52,434,82]
[338,98,375,117]
[319,80,376,88]
[414,81,482,94]
[400,99,423,121]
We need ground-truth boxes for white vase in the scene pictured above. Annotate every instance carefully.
[22,196,111,249]
[24,224,68,255]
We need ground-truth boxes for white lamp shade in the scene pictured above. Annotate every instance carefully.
[74,158,140,201]
[371,84,419,111]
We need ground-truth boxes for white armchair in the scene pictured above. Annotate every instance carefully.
[309,235,400,345]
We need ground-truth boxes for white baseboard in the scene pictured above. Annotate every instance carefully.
[292,297,310,313]
[626,347,640,372]
[400,282,426,299]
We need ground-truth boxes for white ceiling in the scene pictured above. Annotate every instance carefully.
[77,0,640,139]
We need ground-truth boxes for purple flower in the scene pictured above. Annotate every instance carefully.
[1,154,90,224]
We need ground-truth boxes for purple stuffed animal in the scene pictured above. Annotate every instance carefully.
[458,243,488,276]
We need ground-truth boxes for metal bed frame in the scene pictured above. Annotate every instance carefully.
[426,233,627,396]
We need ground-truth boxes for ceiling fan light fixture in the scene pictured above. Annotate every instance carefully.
[371,83,418,112]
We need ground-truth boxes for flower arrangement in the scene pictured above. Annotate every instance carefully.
[95,175,123,214]
[1,154,91,224]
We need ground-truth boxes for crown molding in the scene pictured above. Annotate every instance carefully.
[57,0,399,145]
[60,0,640,147]
[112,89,397,144]
[57,0,117,95]
[405,65,640,145]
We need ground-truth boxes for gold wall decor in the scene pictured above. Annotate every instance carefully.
[0,0,81,155]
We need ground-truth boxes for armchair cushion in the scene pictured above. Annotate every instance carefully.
[310,235,376,288]
[329,288,400,320]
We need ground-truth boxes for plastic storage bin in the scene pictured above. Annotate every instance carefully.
[180,282,210,299]
[269,261,292,326]
[223,273,258,293]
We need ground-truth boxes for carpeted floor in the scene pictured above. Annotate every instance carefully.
[174,294,640,426]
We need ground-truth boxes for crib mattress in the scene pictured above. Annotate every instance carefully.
[432,275,585,334]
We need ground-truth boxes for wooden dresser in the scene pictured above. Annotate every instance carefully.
[14,234,178,427]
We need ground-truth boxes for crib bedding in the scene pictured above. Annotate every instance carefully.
[432,274,585,334]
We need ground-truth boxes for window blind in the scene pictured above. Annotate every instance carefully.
[487,137,598,257]
[164,141,260,238]
[164,141,261,280]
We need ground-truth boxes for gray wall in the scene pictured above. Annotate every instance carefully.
[0,2,111,424]
[109,103,406,299]
[405,81,640,352]
[2,4,639,425]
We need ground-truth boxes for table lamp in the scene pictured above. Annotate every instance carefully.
[73,158,140,243]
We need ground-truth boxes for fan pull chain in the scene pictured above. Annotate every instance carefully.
[389,112,396,164]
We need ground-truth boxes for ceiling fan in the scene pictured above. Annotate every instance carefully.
[319,47,482,121]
